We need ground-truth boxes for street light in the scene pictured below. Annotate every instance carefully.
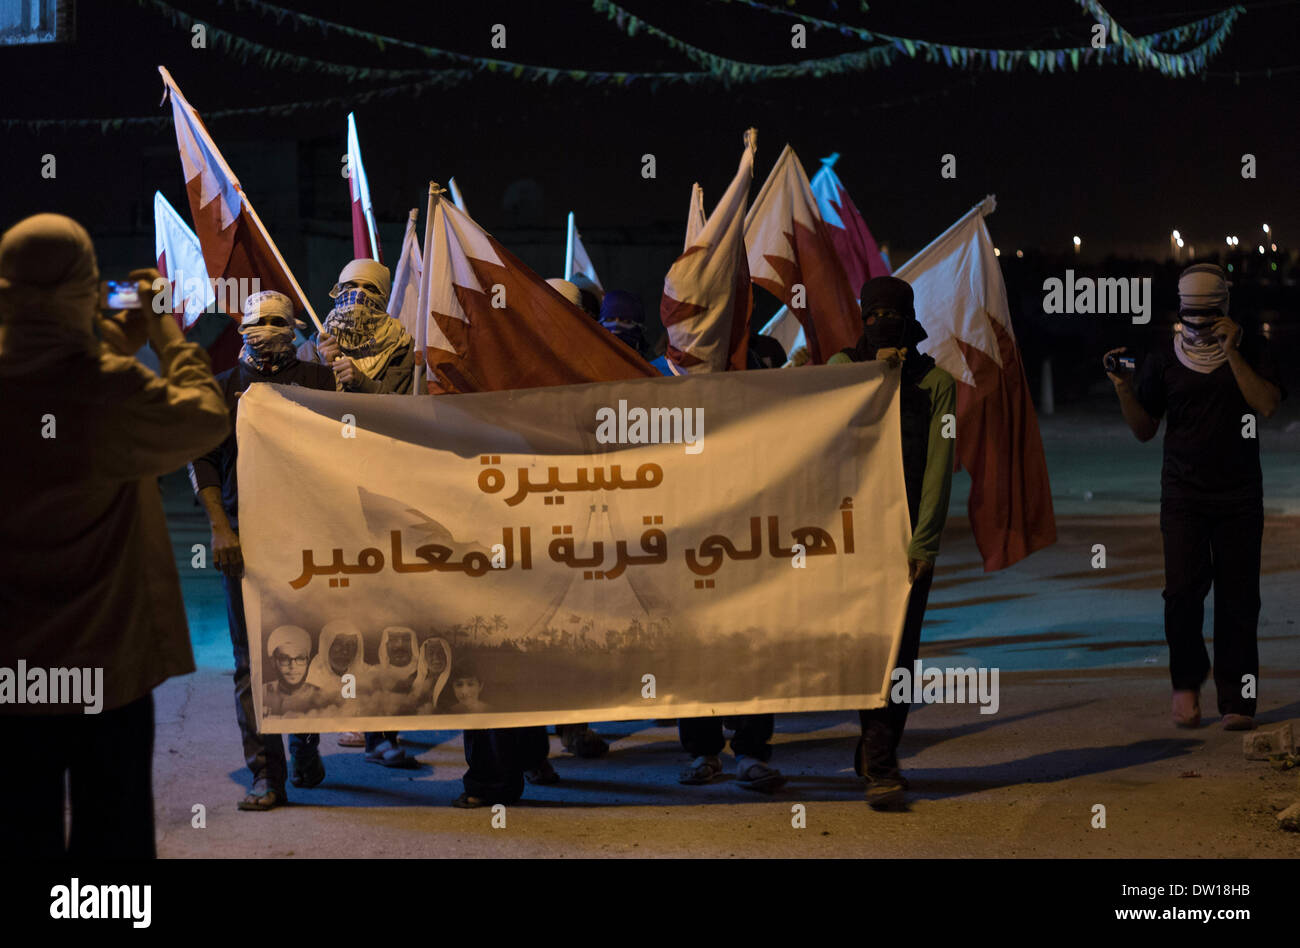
[1263,224,1270,234]
[1073,235,1081,254]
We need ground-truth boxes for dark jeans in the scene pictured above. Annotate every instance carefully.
[1160,493,1262,716]
[462,726,550,803]
[0,693,156,858]
[225,575,317,792]
[858,567,935,780]
[679,714,774,762]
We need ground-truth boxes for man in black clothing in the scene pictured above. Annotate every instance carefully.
[188,290,337,810]
[1106,263,1285,731]
[829,276,956,810]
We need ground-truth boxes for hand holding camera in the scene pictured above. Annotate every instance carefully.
[1103,347,1136,385]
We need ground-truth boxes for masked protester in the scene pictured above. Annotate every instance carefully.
[828,276,957,810]
[302,258,414,394]
[0,213,229,856]
[598,290,647,356]
[188,289,337,811]
[1105,263,1285,731]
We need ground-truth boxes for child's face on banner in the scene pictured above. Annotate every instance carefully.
[454,676,482,705]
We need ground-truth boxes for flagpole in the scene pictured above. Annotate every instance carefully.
[158,66,323,334]
[413,183,438,395]
[348,113,380,261]
[564,212,576,282]
[397,207,419,395]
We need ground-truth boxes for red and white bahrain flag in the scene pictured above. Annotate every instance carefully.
[347,112,383,263]
[154,190,214,331]
[388,208,422,345]
[896,196,1056,571]
[424,197,659,393]
[745,145,860,364]
[660,133,755,373]
[809,153,891,290]
[159,66,316,327]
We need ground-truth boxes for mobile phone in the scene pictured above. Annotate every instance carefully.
[101,280,141,310]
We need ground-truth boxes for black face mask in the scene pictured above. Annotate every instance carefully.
[862,310,907,352]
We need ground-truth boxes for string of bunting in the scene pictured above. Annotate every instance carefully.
[595,0,1247,79]
[0,0,1259,131]
[158,0,1246,83]
[717,0,1245,59]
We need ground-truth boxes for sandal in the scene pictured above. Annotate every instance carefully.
[238,782,288,811]
[678,755,723,785]
[365,739,416,768]
[451,792,487,808]
[735,756,787,794]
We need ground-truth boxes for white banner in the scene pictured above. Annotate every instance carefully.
[239,363,912,733]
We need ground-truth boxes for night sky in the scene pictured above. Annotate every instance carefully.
[3,0,1298,296]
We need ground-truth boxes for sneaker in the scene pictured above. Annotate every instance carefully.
[678,755,724,785]
[364,739,415,768]
[864,776,906,811]
[1222,713,1256,731]
[560,725,610,759]
[290,749,326,789]
[337,731,366,748]
[1172,689,1201,728]
[525,759,560,785]
[238,778,288,811]
[735,756,786,793]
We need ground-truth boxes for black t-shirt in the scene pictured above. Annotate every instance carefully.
[1135,335,1285,499]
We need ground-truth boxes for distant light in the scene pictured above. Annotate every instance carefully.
[994,247,1000,257]
[1263,224,1270,233]
[1271,262,1277,271]
[1172,230,1181,240]
[1271,243,1277,251]
[1016,249,1024,258]
[1073,235,1081,246]
[1176,238,1184,248]
[1227,264,1234,272]
[1226,237,1233,246]
[1258,245,1265,254]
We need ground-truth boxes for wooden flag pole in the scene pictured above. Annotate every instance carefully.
[413,182,441,395]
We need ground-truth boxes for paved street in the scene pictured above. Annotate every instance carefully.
[153,405,1300,857]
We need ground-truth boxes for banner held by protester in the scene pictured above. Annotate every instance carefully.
[239,361,912,732]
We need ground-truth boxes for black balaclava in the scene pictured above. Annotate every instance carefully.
[599,290,646,354]
[845,277,932,382]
